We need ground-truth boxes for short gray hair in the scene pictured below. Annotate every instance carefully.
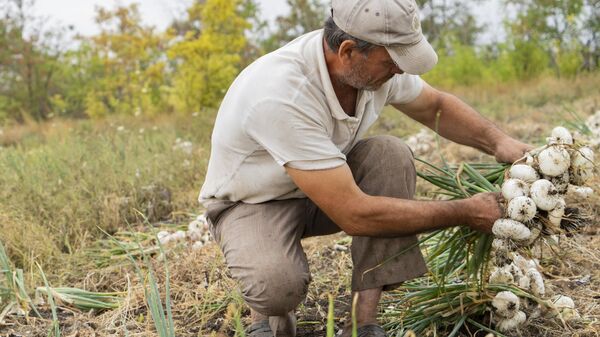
[323,16,376,54]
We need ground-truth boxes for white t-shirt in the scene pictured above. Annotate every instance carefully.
[199,29,423,206]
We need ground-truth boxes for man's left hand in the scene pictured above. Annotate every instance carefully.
[494,137,534,164]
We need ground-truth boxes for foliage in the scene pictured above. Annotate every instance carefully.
[1,0,600,122]
[0,0,67,122]
[167,0,254,112]
[423,40,493,87]
[78,4,169,118]
[417,0,483,48]
[260,0,327,52]
[505,0,588,77]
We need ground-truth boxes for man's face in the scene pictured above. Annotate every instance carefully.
[339,46,404,91]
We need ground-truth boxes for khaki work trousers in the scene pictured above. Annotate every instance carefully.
[206,136,428,336]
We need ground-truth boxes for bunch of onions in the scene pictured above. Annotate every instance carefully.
[157,213,212,250]
[488,126,595,332]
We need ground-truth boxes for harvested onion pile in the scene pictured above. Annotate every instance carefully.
[157,213,212,250]
[489,126,595,332]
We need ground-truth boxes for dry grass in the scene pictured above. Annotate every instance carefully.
[1,228,597,336]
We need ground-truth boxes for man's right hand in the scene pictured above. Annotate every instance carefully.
[465,192,504,234]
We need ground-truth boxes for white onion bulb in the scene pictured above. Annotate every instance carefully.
[551,295,579,320]
[548,198,565,227]
[530,179,560,211]
[570,186,593,198]
[527,268,545,297]
[550,127,573,145]
[544,172,569,194]
[524,224,542,245]
[510,253,538,271]
[518,275,531,290]
[507,263,525,282]
[509,165,539,183]
[492,291,520,318]
[496,311,526,332]
[157,230,169,240]
[525,153,535,166]
[187,228,203,241]
[501,179,529,200]
[489,267,515,284]
[492,238,508,251]
[552,295,575,309]
[173,230,187,240]
[537,146,570,177]
[492,219,531,241]
[572,146,595,167]
[570,166,594,185]
[570,146,595,185]
[507,196,536,222]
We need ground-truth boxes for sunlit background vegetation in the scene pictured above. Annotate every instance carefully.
[0,0,598,123]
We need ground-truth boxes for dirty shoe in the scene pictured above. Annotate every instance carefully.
[356,324,387,337]
[247,320,274,337]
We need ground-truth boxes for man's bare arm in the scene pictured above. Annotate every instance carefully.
[393,82,531,163]
[285,164,502,237]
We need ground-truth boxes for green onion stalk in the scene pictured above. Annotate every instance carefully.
[377,159,511,336]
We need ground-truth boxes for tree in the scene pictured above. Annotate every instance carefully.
[167,0,255,112]
[260,0,327,52]
[416,0,483,49]
[581,0,600,70]
[0,0,65,122]
[78,3,168,117]
[505,0,586,77]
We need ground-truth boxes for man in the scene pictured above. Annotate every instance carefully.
[199,0,531,336]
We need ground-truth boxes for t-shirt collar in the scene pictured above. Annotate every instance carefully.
[316,30,362,121]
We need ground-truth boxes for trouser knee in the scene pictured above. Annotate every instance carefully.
[239,257,310,316]
[347,135,416,198]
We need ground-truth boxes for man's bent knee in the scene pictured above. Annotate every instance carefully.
[239,257,309,316]
[348,136,416,198]
[360,135,414,161]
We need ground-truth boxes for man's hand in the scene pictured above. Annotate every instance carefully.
[464,192,504,234]
[494,137,534,164]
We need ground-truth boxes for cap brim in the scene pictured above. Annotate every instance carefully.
[385,37,438,75]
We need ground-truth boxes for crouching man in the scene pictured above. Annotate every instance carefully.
[199,0,531,336]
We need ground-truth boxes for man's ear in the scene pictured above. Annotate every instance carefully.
[338,40,357,65]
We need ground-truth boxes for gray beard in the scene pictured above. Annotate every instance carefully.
[339,64,376,91]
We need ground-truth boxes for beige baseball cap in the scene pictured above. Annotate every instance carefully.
[331,0,438,75]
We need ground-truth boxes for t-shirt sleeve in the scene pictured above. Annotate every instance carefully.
[385,74,424,105]
[243,99,346,170]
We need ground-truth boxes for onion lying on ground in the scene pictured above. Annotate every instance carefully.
[492,291,520,318]
[497,310,527,332]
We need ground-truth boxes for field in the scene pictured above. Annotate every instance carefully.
[1,73,599,336]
